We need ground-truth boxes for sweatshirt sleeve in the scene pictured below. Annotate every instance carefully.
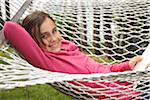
[3,21,53,71]
[109,61,132,72]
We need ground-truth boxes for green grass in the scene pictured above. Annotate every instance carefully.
[0,84,72,100]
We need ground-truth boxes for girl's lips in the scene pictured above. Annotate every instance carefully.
[49,40,61,48]
[49,42,58,48]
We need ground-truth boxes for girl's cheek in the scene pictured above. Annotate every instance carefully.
[45,41,49,46]
[42,39,48,46]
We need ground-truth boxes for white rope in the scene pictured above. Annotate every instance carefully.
[1,0,150,99]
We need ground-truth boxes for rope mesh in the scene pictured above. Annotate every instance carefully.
[0,0,150,99]
[22,0,150,64]
[0,0,27,29]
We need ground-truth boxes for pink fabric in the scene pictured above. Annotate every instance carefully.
[69,81,140,100]
[3,21,131,74]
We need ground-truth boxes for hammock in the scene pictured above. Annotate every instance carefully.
[1,0,150,99]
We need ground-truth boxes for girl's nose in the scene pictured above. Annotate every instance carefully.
[49,35,57,42]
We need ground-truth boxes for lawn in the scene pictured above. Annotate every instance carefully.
[0,84,72,100]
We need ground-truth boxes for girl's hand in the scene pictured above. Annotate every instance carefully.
[129,56,143,70]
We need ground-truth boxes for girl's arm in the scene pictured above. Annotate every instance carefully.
[3,21,53,71]
[95,61,131,73]
[109,56,142,72]
[109,61,131,72]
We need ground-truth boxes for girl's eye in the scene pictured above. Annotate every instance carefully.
[54,29,57,32]
[41,34,48,39]
[53,29,57,34]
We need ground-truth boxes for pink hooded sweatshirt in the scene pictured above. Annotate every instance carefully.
[3,22,139,100]
[3,22,130,74]
[3,21,131,74]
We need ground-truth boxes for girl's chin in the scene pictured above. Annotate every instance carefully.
[50,48,61,52]
[45,46,61,53]
[42,42,61,52]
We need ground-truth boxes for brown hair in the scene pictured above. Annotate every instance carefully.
[22,11,55,46]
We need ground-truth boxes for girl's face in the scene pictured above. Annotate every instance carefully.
[40,17,62,52]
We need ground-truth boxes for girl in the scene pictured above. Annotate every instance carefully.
[2,11,143,99]
[3,11,142,74]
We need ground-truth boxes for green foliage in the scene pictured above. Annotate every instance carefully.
[0,85,71,100]
[0,51,11,64]
[0,51,11,59]
[90,56,114,63]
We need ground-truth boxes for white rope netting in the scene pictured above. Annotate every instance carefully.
[24,0,150,64]
[0,0,150,99]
